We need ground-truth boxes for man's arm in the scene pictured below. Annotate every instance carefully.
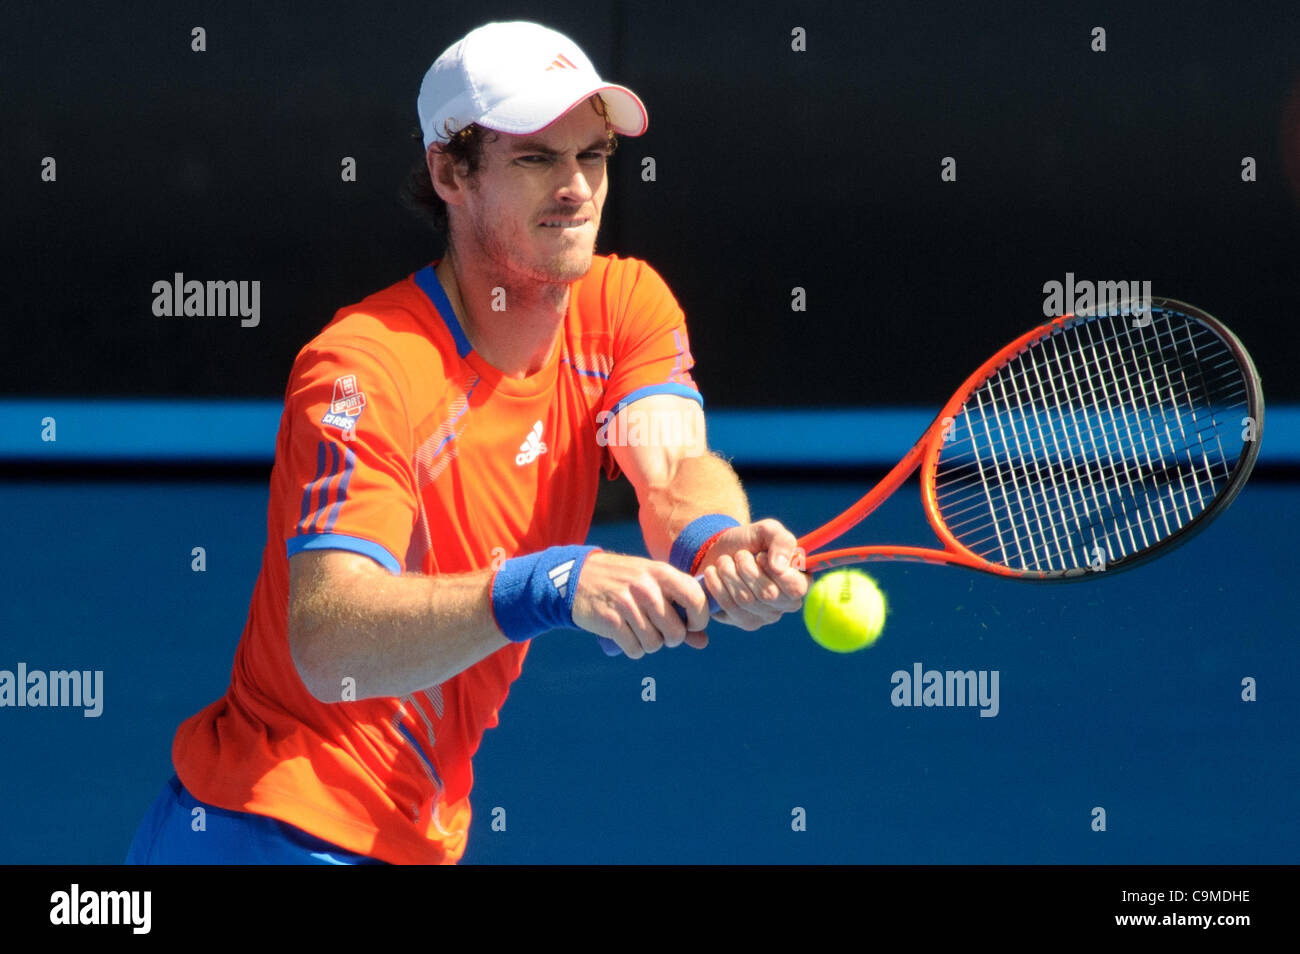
[286,394,801,696]
[290,543,714,695]
[288,550,504,702]
[605,394,807,631]
[288,394,793,698]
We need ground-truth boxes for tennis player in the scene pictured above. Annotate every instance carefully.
[126,20,807,865]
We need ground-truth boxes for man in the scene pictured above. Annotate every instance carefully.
[126,20,807,865]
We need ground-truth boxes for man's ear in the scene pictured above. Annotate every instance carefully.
[428,144,466,208]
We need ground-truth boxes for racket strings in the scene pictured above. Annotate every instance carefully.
[966,334,1231,568]
[934,359,1244,512]
[933,309,1251,573]
[987,318,1240,567]
[933,358,1245,515]
[935,413,1232,533]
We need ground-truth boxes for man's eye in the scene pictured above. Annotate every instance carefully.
[517,155,550,165]
[579,151,608,162]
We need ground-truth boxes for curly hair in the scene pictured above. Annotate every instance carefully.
[400,96,619,235]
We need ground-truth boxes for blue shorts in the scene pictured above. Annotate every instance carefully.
[125,774,386,865]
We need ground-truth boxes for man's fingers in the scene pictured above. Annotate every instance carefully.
[751,518,800,572]
[735,549,781,603]
[700,545,806,631]
[700,564,741,626]
[703,561,773,631]
[628,565,710,650]
[617,592,665,655]
[713,554,754,609]
[573,551,712,652]
[656,567,711,633]
[642,596,687,649]
[755,551,809,607]
[730,551,783,624]
[603,615,644,659]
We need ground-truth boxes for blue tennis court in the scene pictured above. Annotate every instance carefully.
[1,405,1295,864]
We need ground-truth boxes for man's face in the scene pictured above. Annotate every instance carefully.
[453,100,611,285]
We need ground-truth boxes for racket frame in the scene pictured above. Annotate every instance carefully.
[796,299,1263,580]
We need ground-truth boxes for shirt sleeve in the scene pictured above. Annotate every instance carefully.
[598,259,704,480]
[281,340,419,575]
[600,259,703,417]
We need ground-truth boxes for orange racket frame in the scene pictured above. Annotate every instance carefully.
[793,302,1262,580]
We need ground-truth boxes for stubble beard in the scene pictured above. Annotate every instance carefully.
[469,205,597,289]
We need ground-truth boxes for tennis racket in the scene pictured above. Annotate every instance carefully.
[597,297,1262,655]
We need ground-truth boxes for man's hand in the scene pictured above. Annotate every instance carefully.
[696,519,808,630]
[571,552,712,658]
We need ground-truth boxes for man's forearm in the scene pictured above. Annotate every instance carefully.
[289,552,508,702]
[637,450,750,562]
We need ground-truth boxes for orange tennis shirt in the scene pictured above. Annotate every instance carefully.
[172,254,701,864]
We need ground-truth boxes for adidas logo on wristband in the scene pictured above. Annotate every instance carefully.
[548,559,575,598]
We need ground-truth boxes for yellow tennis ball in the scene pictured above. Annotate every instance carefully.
[803,569,887,652]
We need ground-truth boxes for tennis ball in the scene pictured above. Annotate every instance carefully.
[802,569,887,652]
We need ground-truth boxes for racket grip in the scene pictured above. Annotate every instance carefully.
[597,574,720,656]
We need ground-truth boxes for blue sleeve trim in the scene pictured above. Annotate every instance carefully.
[286,532,403,575]
[413,265,473,359]
[607,383,703,418]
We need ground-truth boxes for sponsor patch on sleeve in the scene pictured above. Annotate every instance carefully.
[322,373,367,431]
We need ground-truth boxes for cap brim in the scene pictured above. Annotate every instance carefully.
[478,80,648,137]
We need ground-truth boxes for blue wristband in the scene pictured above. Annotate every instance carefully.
[491,545,600,642]
[668,513,740,574]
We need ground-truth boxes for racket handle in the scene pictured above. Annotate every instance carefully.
[597,575,720,656]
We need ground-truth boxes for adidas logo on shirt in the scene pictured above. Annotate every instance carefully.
[548,559,575,598]
[514,421,548,466]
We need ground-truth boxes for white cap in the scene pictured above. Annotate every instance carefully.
[417,21,649,149]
